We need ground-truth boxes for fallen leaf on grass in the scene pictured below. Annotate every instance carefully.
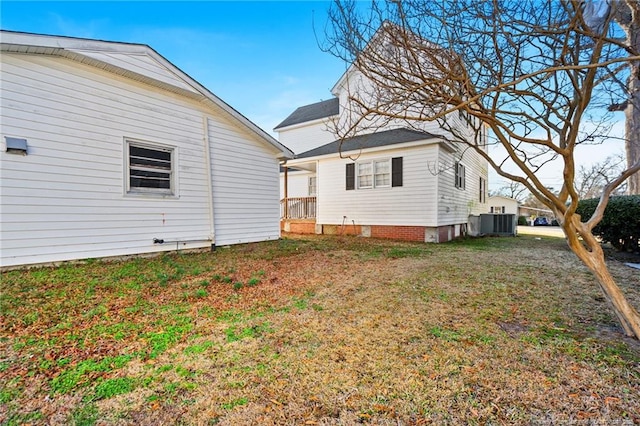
[373,404,395,415]
[605,396,620,405]
[577,410,598,419]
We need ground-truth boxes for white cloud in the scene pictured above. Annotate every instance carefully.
[47,13,110,39]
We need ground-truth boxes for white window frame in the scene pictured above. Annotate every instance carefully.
[308,176,317,196]
[125,139,177,197]
[357,158,391,189]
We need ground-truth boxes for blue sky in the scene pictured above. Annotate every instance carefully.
[0,1,626,191]
[0,1,346,135]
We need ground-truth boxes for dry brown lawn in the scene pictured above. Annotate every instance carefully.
[1,234,639,425]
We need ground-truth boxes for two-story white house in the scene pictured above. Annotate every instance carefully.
[276,42,489,242]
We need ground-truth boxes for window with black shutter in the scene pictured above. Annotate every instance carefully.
[392,157,403,187]
[347,157,403,190]
[455,162,466,190]
[346,163,355,190]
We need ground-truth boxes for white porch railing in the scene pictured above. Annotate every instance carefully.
[280,197,316,219]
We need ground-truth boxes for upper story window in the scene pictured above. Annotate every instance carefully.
[126,140,175,196]
[346,157,403,190]
[455,162,466,190]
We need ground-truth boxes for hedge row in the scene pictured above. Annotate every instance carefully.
[576,195,640,252]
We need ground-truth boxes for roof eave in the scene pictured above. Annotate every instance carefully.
[274,114,339,133]
[1,30,294,159]
[330,63,354,96]
[293,137,442,162]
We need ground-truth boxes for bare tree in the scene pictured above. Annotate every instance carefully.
[490,181,528,202]
[323,0,640,338]
[576,154,628,198]
[524,187,558,211]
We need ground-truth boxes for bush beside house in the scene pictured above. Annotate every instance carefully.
[576,195,640,252]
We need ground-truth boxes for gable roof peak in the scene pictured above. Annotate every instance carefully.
[1,30,293,159]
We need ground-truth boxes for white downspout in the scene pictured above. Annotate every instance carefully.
[202,116,215,245]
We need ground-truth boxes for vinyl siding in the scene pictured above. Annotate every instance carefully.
[209,117,281,245]
[70,49,199,94]
[280,170,315,199]
[0,52,212,267]
[334,73,447,137]
[276,120,336,155]
[488,196,519,215]
[436,144,489,225]
[316,145,439,226]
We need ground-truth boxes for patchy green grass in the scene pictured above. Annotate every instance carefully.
[1,235,639,425]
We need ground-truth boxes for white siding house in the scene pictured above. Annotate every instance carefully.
[276,38,489,242]
[488,196,520,215]
[278,125,488,242]
[0,31,292,268]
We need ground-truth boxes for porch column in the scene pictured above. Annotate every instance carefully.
[283,164,288,219]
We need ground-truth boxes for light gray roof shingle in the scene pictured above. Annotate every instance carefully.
[274,98,339,130]
[295,128,439,158]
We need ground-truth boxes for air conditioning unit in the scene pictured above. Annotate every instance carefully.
[479,214,516,236]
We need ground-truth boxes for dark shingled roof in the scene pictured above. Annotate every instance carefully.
[296,128,439,159]
[274,98,339,129]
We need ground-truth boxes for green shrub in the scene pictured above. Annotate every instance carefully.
[576,195,640,251]
[517,216,529,226]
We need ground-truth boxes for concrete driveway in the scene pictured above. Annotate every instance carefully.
[517,225,565,238]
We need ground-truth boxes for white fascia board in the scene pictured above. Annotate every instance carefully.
[0,31,148,53]
[330,63,355,96]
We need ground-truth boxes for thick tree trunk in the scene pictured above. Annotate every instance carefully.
[564,216,640,338]
[625,62,640,195]
[623,4,640,195]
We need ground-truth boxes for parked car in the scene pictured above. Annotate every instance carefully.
[533,217,549,226]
